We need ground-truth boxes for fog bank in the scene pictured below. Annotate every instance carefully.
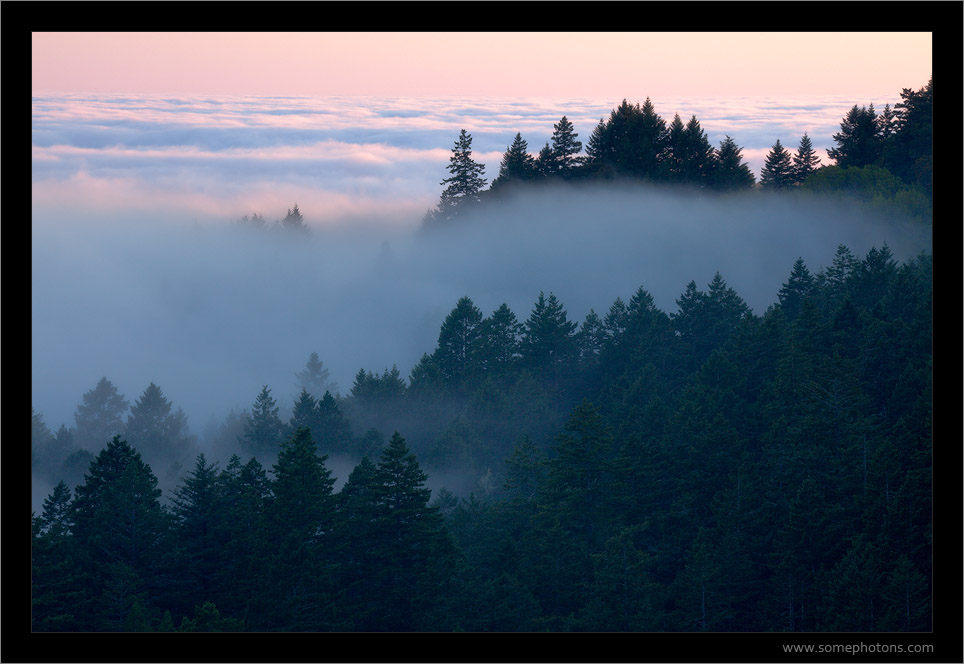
[32,184,931,439]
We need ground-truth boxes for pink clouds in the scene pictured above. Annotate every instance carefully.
[31,90,922,230]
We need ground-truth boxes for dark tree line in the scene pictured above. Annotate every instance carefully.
[424,81,933,228]
[33,244,932,632]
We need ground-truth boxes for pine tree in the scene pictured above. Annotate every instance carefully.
[314,391,353,455]
[280,203,308,232]
[491,133,535,189]
[585,98,667,181]
[549,116,582,177]
[672,282,706,350]
[295,352,336,398]
[663,113,687,183]
[520,291,578,378]
[169,454,221,612]
[73,377,129,452]
[211,455,270,621]
[534,142,556,178]
[32,482,84,631]
[332,455,381,625]
[712,136,755,191]
[584,118,611,173]
[821,244,860,308]
[882,78,932,197]
[69,436,171,630]
[240,385,286,461]
[259,427,339,629]
[705,273,752,340]
[477,303,522,375]
[777,258,815,322]
[827,104,880,168]
[124,382,197,483]
[427,129,487,225]
[357,433,459,630]
[760,139,796,190]
[792,133,821,185]
[876,103,898,140]
[602,296,629,344]
[289,388,318,435]
[576,309,607,365]
[269,427,335,543]
[433,296,485,390]
[680,115,716,186]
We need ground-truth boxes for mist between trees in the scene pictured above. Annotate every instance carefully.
[32,221,933,631]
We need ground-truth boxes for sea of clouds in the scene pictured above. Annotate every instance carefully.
[31,92,903,226]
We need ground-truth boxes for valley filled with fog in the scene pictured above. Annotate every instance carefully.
[31,183,930,453]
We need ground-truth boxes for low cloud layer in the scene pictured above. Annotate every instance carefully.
[32,93,903,226]
[32,183,931,438]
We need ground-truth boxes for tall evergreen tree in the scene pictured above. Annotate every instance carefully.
[712,136,755,191]
[240,385,286,461]
[576,309,607,366]
[169,454,221,614]
[426,129,487,225]
[32,482,84,631]
[777,258,816,322]
[520,291,578,379]
[791,133,821,185]
[663,114,687,183]
[289,388,318,435]
[827,104,880,168]
[211,455,270,621]
[882,78,932,197]
[584,117,611,175]
[477,303,522,375]
[534,142,556,178]
[586,98,667,181]
[680,115,716,186]
[760,139,796,190]
[69,436,171,630]
[876,103,898,140]
[247,427,339,630]
[491,133,535,190]
[356,433,459,630]
[296,352,336,398]
[549,116,582,177]
[124,382,197,483]
[314,391,353,455]
[433,296,485,389]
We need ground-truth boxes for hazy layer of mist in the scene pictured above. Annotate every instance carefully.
[32,183,931,459]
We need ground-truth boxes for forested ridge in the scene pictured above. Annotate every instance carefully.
[421,81,933,229]
[31,84,934,635]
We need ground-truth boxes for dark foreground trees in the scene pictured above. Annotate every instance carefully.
[33,243,931,633]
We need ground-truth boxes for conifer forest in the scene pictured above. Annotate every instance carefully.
[31,80,935,641]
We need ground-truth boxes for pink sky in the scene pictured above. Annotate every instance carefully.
[33,32,932,98]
